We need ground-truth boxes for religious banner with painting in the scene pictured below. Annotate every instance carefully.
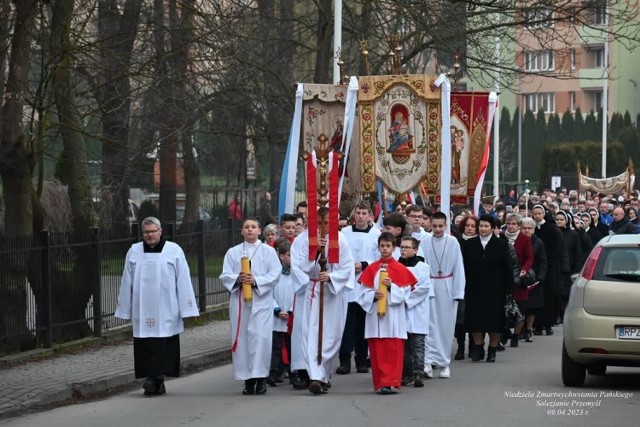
[448,92,493,204]
[358,75,440,194]
[578,163,635,194]
[302,84,362,214]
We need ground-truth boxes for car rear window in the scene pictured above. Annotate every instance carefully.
[593,247,640,282]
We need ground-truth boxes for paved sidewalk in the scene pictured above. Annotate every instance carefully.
[0,320,232,420]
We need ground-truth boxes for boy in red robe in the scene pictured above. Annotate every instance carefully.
[358,232,417,394]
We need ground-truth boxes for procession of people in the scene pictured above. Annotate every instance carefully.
[116,182,638,397]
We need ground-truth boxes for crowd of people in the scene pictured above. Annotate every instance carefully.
[117,186,638,397]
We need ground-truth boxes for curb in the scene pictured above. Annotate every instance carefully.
[0,347,232,421]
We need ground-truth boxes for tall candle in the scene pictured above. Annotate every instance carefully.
[241,256,252,302]
[377,264,388,317]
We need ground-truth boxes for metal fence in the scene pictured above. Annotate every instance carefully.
[0,220,241,356]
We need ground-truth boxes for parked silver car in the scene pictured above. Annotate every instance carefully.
[562,234,640,386]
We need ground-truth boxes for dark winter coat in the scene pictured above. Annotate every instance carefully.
[526,235,547,310]
[462,235,513,333]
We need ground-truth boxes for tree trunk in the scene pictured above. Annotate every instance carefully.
[42,0,95,340]
[0,0,38,353]
[97,0,142,231]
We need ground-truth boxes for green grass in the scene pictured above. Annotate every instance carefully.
[100,256,223,276]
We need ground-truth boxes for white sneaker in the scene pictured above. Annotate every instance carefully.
[439,366,450,379]
[423,364,433,378]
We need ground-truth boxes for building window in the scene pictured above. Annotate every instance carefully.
[570,92,576,113]
[525,51,539,71]
[524,50,554,71]
[594,91,603,111]
[542,51,555,71]
[525,93,556,113]
[524,9,554,29]
[594,5,606,25]
[593,48,605,68]
[570,49,576,70]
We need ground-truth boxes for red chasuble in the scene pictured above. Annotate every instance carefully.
[359,257,417,288]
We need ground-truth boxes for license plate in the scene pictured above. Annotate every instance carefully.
[617,326,640,339]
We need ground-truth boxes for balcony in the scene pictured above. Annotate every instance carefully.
[579,26,606,46]
[579,68,606,89]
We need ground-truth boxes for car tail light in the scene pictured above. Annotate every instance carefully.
[581,246,603,280]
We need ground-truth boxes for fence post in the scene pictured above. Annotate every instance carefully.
[40,230,52,348]
[91,227,102,338]
[165,222,175,241]
[130,223,139,244]
[197,219,207,312]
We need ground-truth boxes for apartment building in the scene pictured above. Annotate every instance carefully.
[466,3,640,121]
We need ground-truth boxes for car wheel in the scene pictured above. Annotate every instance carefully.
[587,364,607,376]
[562,342,586,387]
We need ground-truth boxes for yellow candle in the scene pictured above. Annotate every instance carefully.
[241,256,252,302]
[377,265,388,317]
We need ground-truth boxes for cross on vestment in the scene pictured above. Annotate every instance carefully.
[145,317,156,328]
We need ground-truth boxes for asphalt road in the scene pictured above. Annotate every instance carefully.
[5,329,639,427]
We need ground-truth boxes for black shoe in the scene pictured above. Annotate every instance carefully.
[292,376,309,390]
[510,334,519,347]
[401,376,414,386]
[525,329,534,343]
[266,376,277,386]
[533,328,543,336]
[486,346,497,363]
[336,353,351,374]
[255,378,267,395]
[413,375,424,388]
[320,382,330,393]
[496,343,505,352]
[143,379,165,396]
[336,364,350,375]
[378,386,392,395]
[500,332,510,345]
[454,348,465,360]
[471,346,485,362]
[545,326,554,336]
[309,380,323,395]
[355,364,369,373]
[242,379,256,395]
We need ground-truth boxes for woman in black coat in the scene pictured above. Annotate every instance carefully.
[532,205,569,336]
[462,214,513,363]
[555,210,584,318]
[520,217,548,342]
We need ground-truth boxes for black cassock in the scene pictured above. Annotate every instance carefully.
[462,235,513,333]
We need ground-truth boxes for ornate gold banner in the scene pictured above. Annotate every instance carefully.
[358,75,440,194]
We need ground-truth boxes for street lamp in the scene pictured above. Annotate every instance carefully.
[630,78,638,125]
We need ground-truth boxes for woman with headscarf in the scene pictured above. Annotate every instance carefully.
[572,214,593,265]
[580,212,603,246]
[626,207,639,225]
[555,210,583,322]
[588,207,610,238]
[532,205,569,336]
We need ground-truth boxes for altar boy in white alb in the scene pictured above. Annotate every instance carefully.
[419,212,465,379]
[115,217,199,396]
[220,218,282,396]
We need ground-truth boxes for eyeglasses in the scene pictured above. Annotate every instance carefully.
[142,229,160,235]
[400,246,416,250]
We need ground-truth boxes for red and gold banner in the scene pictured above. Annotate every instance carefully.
[449,92,492,204]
